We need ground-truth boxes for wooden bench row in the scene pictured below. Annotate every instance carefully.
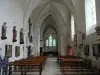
[58,56,100,75]
[58,56,91,68]
[8,56,47,75]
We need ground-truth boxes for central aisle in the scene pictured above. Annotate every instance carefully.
[42,57,61,75]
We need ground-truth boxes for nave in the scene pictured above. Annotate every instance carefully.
[1,56,100,75]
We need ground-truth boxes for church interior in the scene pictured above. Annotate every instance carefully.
[0,0,100,75]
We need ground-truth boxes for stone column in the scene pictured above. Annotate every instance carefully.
[23,31,28,58]
[33,28,40,56]
[61,36,68,56]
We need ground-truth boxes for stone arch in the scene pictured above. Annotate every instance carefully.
[40,15,62,55]
[33,3,68,36]
[31,3,68,55]
[40,15,59,40]
[23,0,79,56]
[43,25,58,56]
[23,0,79,33]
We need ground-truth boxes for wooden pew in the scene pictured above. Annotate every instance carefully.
[8,62,42,75]
[8,56,47,75]
[59,56,100,75]
[62,72,100,75]
[57,56,83,65]
[60,66,100,75]
[59,56,91,68]
[60,58,84,68]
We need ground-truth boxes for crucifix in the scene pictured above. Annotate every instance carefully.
[28,18,33,42]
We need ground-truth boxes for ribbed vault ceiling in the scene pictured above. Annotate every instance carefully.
[30,0,70,36]
[23,0,79,33]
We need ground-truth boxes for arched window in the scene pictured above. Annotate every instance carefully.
[85,0,96,35]
[71,15,75,41]
[45,35,56,47]
[44,28,57,47]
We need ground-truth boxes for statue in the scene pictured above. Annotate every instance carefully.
[30,33,33,42]
[20,28,24,44]
[67,45,72,56]
[1,22,7,40]
[28,18,33,43]
[28,46,32,57]
[12,26,17,42]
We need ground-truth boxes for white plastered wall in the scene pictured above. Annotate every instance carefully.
[0,0,24,61]
[0,0,41,61]
[72,0,100,68]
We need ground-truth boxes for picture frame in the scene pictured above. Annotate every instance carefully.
[15,46,20,57]
[5,45,12,58]
[84,45,89,56]
[92,44,100,56]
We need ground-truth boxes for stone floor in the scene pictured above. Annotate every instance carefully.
[42,57,61,75]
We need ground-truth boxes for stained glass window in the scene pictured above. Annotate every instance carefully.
[44,28,57,47]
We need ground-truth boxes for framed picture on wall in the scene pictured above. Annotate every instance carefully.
[15,46,20,57]
[84,45,89,56]
[5,45,12,58]
[92,44,100,56]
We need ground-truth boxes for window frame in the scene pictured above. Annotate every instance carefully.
[45,35,56,47]
[85,0,97,35]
